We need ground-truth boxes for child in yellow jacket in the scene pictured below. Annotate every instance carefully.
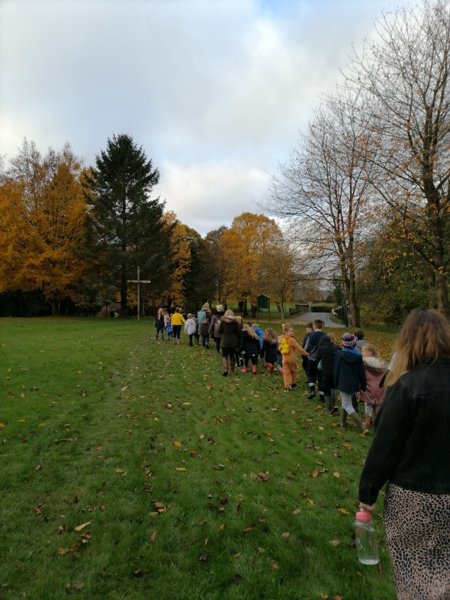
[279,325,308,391]
[170,307,185,344]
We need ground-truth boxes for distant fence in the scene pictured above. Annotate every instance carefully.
[288,303,309,316]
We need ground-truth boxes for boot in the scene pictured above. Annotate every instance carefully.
[252,364,257,374]
[350,411,366,433]
[364,415,372,430]
[325,396,333,415]
[339,409,347,429]
[308,385,316,400]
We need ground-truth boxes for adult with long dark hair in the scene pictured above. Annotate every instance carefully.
[358,309,450,599]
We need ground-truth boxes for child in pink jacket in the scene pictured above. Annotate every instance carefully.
[360,344,387,429]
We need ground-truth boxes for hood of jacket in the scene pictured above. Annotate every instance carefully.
[363,355,386,374]
[221,315,235,323]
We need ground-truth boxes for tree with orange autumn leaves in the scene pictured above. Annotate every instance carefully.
[218,213,295,314]
[0,141,87,314]
[161,211,192,306]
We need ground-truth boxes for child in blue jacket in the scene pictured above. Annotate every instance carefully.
[334,332,367,432]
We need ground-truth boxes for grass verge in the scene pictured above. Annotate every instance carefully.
[0,318,396,599]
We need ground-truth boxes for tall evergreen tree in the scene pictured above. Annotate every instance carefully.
[84,134,171,314]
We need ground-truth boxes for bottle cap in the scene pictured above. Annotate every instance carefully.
[356,510,372,523]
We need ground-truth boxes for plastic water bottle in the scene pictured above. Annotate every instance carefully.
[355,510,379,565]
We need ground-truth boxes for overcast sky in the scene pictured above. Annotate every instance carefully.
[0,0,413,235]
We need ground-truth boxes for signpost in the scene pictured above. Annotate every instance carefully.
[127,267,151,320]
[257,294,271,324]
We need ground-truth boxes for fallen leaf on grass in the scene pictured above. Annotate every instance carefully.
[65,581,84,592]
[153,501,166,513]
[311,469,319,478]
[281,532,290,540]
[172,440,183,448]
[329,539,341,547]
[74,521,91,532]
[333,472,341,479]
[57,534,91,557]
[258,472,269,482]
[150,531,157,542]
[0,422,7,429]
[337,507,350,515]
[33,501,45,515]
[175,467,186,472]
[114,468,127,476]
[271,560,279,570]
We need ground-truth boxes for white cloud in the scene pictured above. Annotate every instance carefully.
[0,0,416,233]
[159,161,270,235]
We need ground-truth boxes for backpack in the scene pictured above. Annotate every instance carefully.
[279,337,290,355]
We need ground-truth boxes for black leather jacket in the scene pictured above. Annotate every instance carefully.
[359,359,450,504]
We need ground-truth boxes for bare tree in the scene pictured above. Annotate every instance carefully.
[270,89,377,326]
[348,0,450,314]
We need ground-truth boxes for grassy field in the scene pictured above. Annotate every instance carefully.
[0,318,397,600]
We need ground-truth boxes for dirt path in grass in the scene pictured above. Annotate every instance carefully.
[289,311,344,328]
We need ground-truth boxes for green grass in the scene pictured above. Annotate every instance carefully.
[0,318,396,599]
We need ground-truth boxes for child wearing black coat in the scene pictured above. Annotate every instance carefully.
[261,328,278,373]
[240,323,261,374]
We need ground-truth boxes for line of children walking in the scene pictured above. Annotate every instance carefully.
[155,307,387,433]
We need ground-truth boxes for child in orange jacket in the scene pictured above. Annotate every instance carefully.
[278,325,308,391]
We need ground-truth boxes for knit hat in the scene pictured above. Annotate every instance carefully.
[342,332,357,348]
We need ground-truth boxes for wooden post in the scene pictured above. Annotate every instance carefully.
[127,267,151,320]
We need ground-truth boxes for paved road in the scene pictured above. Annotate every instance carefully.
[289,311,344,329]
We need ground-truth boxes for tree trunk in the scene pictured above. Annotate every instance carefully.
[348,276,361,327]
[435,271,449,315]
